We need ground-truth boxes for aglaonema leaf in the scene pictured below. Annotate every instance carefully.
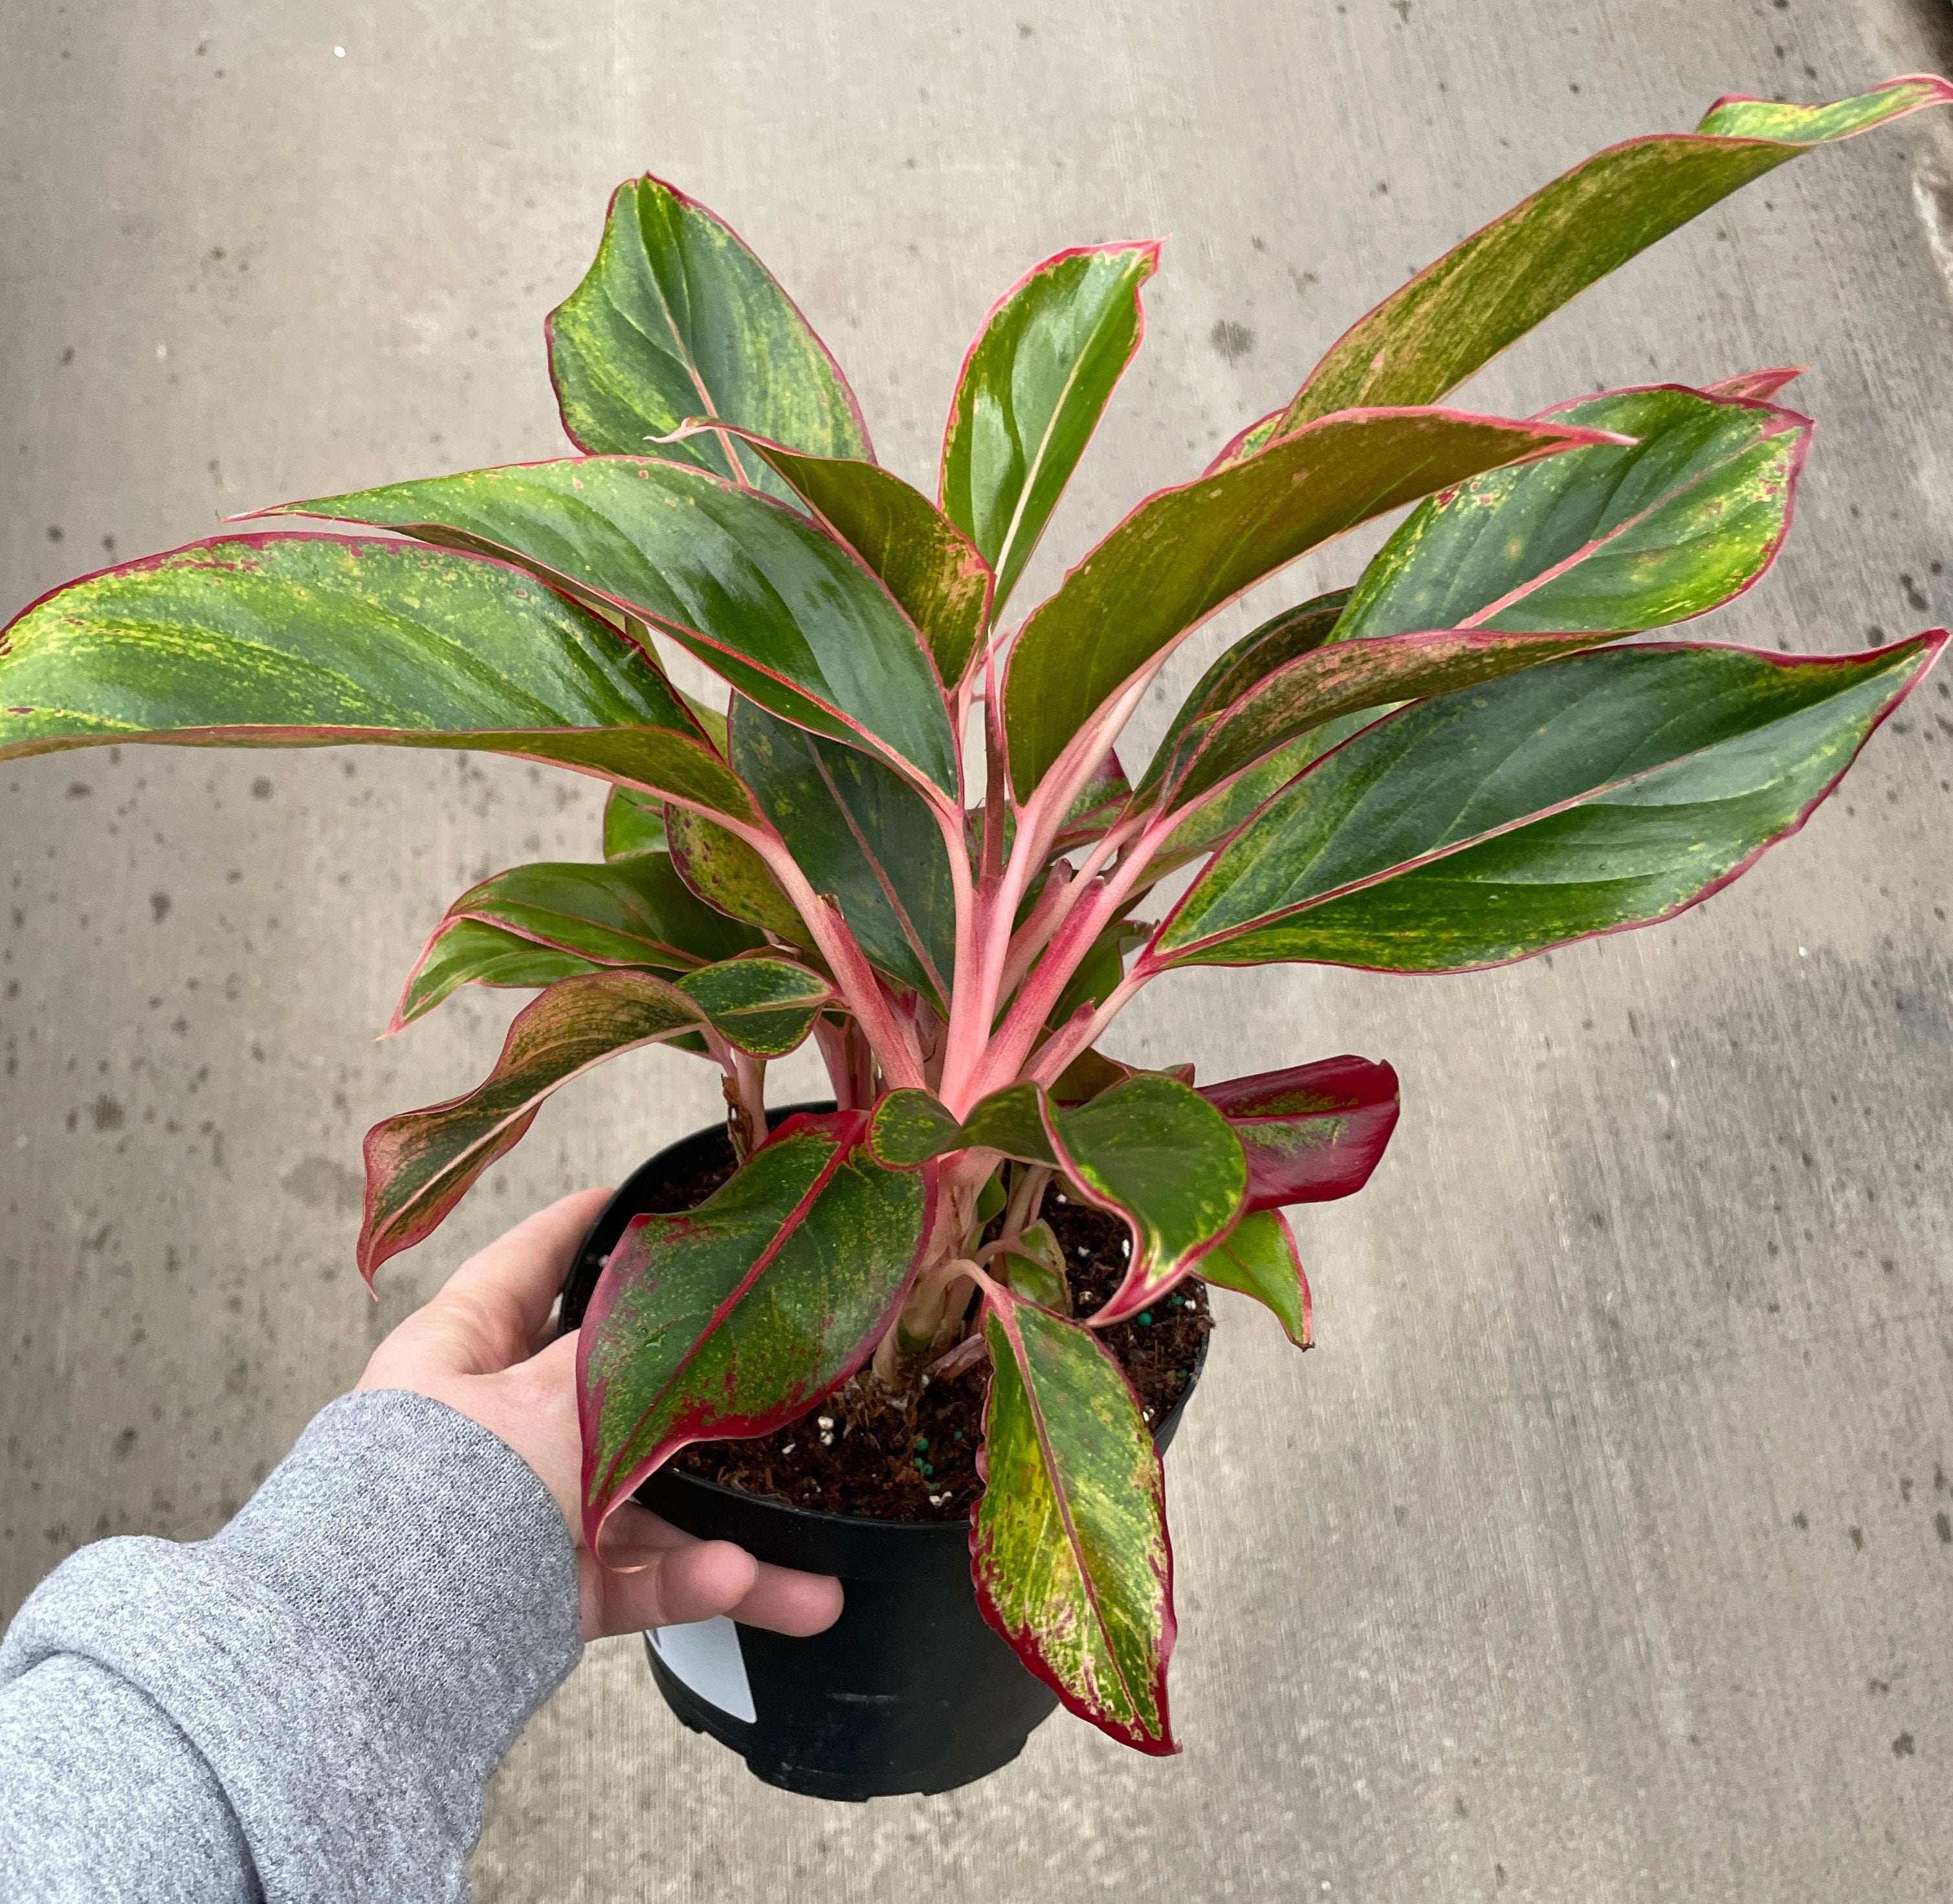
[700,426,992,690]
[266,459,959,798]
[868,1075,1245,1324]
[0,535,756,824]
[1002,408,1622,798]
[578,1113,932,1540]
[1197,1056,1400,1210]
[425,853,762,975]
[1332,383,1810,643]
[360,969,719,1280]
[1147,635,1946,974]
[1044,915,1146,1034]
[1054,749,1133,848]
[604,783,667,859]
[942,242,1160,618]
[973,1287,1176,1753]
[1145,708,1380,881]
[1261,77,1953,435]
[730,698,957,1009]
[665,805,815,948]
[1151,628,1610,817]
[1134,590,1351,807]
[675,956,834,1057]
[547,173,872,501]
[391,917,619,1031]
[1197,1209,1312,1348]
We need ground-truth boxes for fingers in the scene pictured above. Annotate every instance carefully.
[432,1187,613,1370]
[728,1560,846,1637]
[583,1505,844,1642]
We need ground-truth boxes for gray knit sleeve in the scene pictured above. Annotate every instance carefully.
[0,1390,584,1904]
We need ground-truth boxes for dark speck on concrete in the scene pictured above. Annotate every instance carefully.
[45,526,63,543]
[1893,1732,1916,1758]
[65,783,90,799]
[1791,1511,1809,1530]
[1209,320,1255,365]
[149,892,171,923]
[1902,574,1929,611]
[1936,1512,1951,1545]
[91,1095,124,1132]
[281,1154,363,1214]
[1849,1526,1864,1550]
[251,777,273,799]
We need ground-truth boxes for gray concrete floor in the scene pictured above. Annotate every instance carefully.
[6,1,1953,1898]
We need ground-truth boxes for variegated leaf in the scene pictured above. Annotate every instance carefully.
[973,1289,1177,1753]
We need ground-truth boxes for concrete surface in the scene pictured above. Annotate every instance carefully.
[5,2,1953,1898]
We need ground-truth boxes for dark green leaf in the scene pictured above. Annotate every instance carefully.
[359,970,712,1279]
[1150,636,1945,972]
[604,783,668,859]
[1154,628,1610,815]
[1044,915,1145,1034]
[1334,384,1809,642]
[1055,749,1133,846]
[1135,591,1351,807]
[1198,1209,1311,1347]
[1147,708,1380,878]
[270,459,959,795]
[974,1291,1176,1753]
[730,698,958,1009]
[942,242,1159,616]
[0,534,756,822]
[867,1086,965,1167]
[441,854,762,970]
[547,173,870,501]
[676,956,833,1056]
[1266,77,1953,433]
[579,1114,931,1537]
[392,918,614,1031]
[665,806,814,948]
[1003,408,1618,798]
[718,430,991,688]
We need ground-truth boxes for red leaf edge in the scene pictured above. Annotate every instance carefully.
[968,1287,1179,1755]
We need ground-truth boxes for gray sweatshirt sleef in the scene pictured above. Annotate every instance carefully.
[0,1390,586,1903]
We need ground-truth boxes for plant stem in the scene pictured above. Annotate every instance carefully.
[746,838,928,1089]
[966,807,1178,1101]
[942,671,1155,1111]
[722,1051,768,1160]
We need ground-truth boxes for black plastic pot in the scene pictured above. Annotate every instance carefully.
[558,1104,1204,1802]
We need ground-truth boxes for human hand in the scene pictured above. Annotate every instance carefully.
[357,1187,844,1644]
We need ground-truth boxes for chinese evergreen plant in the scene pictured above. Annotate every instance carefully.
[3,78,1947,1753]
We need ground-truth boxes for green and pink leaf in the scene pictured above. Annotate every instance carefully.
[579,1113,932,1540]
[973,1287,1177,1753]
[1196,1209,1312,1347]
[1197,1056,1400,1210]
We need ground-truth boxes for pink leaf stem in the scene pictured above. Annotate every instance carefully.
[744,834,929,1089]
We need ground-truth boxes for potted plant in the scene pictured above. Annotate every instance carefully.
[3,74,1947,1798]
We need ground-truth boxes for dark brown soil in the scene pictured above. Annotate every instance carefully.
[671,1188,1213,1521]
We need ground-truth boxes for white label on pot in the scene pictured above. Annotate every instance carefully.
[647,1615,757,1724]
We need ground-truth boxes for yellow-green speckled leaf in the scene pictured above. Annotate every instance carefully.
[974,1292,1176,1754]
[547,173,870,504]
